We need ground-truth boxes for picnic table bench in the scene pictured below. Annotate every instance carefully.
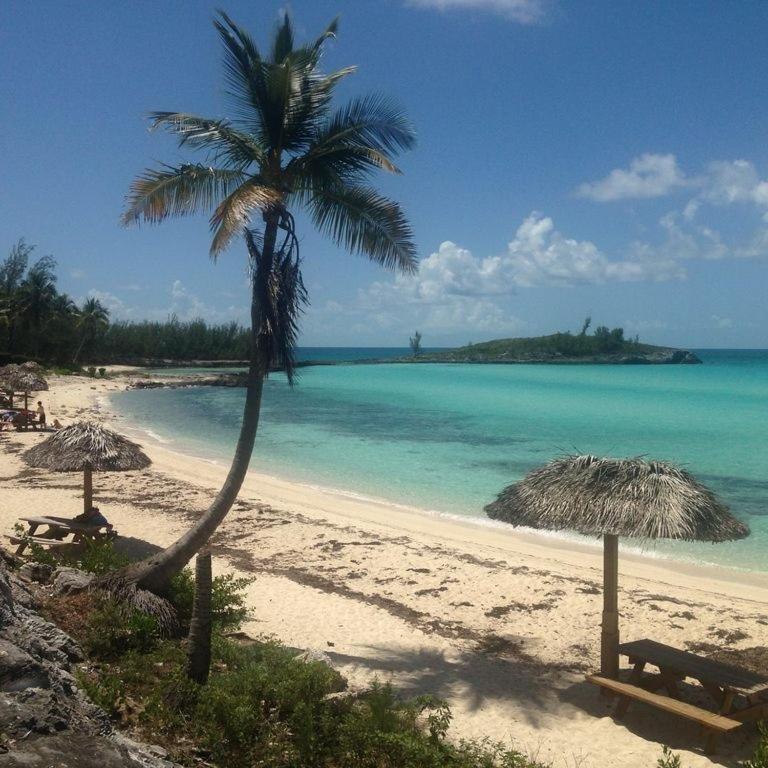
[9,515,115,555]
[588,638,768,753]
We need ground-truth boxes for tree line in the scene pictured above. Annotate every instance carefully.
[0,239,250,365]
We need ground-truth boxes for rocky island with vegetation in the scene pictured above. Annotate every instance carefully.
[400,322,702,365]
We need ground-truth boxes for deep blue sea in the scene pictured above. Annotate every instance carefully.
[113,349,768,572]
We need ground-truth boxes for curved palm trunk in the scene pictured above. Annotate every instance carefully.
[109,217,279,595]
[186,550,213,684]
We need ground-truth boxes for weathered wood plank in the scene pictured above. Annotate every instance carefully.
[587,675,742,732]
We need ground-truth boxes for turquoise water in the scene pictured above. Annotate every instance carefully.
[112,350,768,572]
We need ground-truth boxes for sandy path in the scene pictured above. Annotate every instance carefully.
[1,373,766,767]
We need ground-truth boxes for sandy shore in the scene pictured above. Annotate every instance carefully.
[2,372,767,768]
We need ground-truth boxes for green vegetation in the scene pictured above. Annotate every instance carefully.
[19,540,546,768]
[410,330,423,357]
[408,321,699,364]
[0,239,253,366]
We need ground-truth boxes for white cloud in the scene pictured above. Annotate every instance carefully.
[344,212,686,338]
[711,315,734,329]
[406,0,549,23]
[503,213,684,285]
[700,160,768,208]
[404,214,685,294]
[69,268,85,280]
[86,290,133,318]
[577,154,688,201]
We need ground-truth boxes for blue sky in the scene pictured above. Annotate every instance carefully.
[2,0,767,348]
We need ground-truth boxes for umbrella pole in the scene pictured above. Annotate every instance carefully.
[83,465,93,513]
[601,533,620,679]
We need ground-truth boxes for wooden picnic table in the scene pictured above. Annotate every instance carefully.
[618,638,768,752]
[11,515,115,555]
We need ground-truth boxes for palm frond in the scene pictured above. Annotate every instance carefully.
[320,94,416,156]
[209,180,280,257]
[270,13,294,63]
[149,112,266,167]
[213,11,271,140]
[310,17,339,53]
[246,227,307,384]
[122,164,247,225]
[309,185,417,273]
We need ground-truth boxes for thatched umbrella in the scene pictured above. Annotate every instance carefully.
[0,363,49,412]
[23,421,151,513]
[485,455,749,678]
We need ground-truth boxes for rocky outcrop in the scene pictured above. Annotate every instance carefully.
[0,556,179,767]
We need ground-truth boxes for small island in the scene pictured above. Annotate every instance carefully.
[400,324,702,365]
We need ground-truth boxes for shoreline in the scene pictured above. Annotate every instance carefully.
[107,385,768,591]
[3,372,768,767]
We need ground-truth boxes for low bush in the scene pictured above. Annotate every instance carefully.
[82,596,161,659]
[169,568,253,633]
[18,535,130,575]
[81,635,548,768]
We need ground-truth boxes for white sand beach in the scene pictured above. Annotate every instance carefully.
[2,373,767,768]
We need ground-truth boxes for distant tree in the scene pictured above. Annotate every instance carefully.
[409,330,422,356]
[580,315,591,336]
[73,297,110,364]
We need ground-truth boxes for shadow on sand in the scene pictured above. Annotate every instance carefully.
[328,642,760,766]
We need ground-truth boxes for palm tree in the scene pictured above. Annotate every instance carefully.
[73,297,109,364]
[18,256,57,358]
[117,11,416,593]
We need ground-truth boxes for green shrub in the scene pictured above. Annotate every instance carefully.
[83,598,160,659]
[20,536,129,575]
[77,630,548,768]
[745,725,768,768]
[657,746,682,768]
[98,367,107,377]
[169,568,253,633]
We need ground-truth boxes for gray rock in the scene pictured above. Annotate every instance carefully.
[0,559,181,766]
[52,566,94,595]
[18,562,54,584]
[1,732,177,767]
[0,639,50,691]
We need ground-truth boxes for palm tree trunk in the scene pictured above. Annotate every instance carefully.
[186,550,212,684]
[105,215,280,595]
[72,334,87,365]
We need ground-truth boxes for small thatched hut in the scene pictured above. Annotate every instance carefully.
[23,421,151,512]
[0,363,49,412]
[485,455,749,677]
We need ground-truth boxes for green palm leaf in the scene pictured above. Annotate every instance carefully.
[309,185,417,273]
[122,164,247,225]
[149,112,267,168]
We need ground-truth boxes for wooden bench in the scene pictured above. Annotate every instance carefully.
[7,535,73,549]
[587,675,741,753]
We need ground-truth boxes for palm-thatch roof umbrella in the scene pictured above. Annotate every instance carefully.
[484,455,749,678]
[0,364,49,413]
[23,421,151,513]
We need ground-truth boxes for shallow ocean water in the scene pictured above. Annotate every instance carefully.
[112,349,768,572]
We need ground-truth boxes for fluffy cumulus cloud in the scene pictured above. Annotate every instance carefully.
[700,160,768,208]
[579,154,768,261]
[576,153,688,201]
[502,214,684,285]
[338,212,686,339]
[406,0,549,23]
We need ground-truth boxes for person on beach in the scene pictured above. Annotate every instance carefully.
[36,401,46,427]
[74,506,110,527]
